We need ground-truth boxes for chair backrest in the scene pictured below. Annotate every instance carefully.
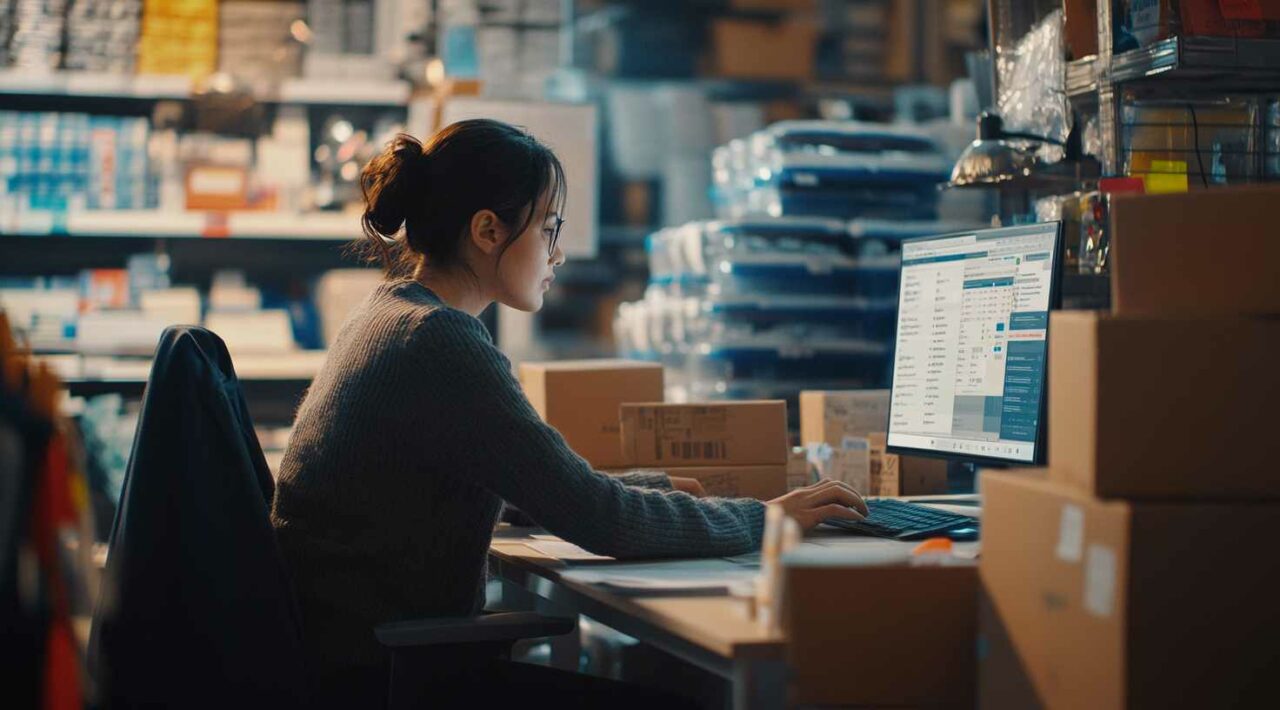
[89,326,307,707]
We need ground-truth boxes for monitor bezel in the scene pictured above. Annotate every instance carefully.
[884,221,1064,469]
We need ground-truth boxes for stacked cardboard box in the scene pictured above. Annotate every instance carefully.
[519,361,788,500]
[799,389,948,496]
[979,185,1280,709]
[615,401,790,500]
[519,360,664,470]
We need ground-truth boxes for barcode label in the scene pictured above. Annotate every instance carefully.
[669,441,727,460]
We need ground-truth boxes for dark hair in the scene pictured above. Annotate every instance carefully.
[359,119,567,277]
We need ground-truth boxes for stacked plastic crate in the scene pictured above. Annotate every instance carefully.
[617,121,976,425]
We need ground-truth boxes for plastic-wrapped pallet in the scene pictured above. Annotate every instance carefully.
[137,0,218,77]
[218,1,304,84]
[718,121,951,220]
[63,0,142,72]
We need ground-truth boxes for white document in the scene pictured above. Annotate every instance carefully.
[526,540,614,562]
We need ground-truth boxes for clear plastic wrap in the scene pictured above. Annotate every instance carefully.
[997,10,1069,162]
[1265,98,1279,180]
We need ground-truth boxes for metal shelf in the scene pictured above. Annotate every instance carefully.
[1108,36,1280,91]
[1066,56,1099,100]
[0,210,359,241]
[0,70,411,106]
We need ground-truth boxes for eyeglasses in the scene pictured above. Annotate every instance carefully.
[546,215,566,256]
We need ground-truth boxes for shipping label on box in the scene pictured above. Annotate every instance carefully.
[620,400,788,467]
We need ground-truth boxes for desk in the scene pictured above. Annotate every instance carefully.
[489,530,785,710]
[487,497,981,709]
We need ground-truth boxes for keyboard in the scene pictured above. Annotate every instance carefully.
[824,499,980,541]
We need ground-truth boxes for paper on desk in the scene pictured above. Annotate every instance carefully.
[589,576,737,597]
[526,540,615,562]
[564,559,758,597]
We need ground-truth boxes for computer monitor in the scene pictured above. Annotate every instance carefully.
[886,222,1062,467]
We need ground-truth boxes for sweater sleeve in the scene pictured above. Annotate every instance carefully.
[411,310,765,559]
[613,471,672,490]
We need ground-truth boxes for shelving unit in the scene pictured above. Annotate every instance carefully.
[0,210,359,241]
[0,70,412,106]
[1065,14,1280,175]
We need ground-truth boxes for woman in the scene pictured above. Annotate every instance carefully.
[270,119,867,703]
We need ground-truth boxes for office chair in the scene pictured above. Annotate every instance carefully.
[88,326,573,708]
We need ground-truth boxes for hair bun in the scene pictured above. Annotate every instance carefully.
[361,134,427,239]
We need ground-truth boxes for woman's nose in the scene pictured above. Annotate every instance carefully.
[551,245,566,267]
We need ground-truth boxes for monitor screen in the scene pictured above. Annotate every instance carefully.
[886,223,1061,465]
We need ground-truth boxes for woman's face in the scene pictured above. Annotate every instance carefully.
[492,192,565,313]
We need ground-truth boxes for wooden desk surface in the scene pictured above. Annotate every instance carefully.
[489,537,783,663]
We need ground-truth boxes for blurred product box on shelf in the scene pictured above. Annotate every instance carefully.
[799,389,889,447]
[1063,0,1098,58]
[784,549,978,708]
[0,112,154,215]
[620,400,788,467]
[315,269,382,346]
[1110,186,1280,316]
[979,470,1280,709]
[1049,311,1280,500]
[218,1,305,83]
[64,0,142,73]
[519,360,664,469]
[710,18,817,81]
[137,0,219,77]
[606,464,787,500]
[204,310,297,354]
[184,165,250,211]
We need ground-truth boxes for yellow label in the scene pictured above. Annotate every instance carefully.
[1144,160,1189,194]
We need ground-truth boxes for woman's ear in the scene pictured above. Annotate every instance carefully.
[468,209,508,255]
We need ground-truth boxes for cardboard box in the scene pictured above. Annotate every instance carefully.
[620,401,788,467]
[869,433,949,496]
[808,441,871,493]
[786,447,812,491]
[607,464,787,500]
[1110,186,1280,317]
[1048,311,1280,499]
[1219,0,1280,20]
[710,18,816,81]
[979,470,1280,709]
[519,360,663,469]
[799,389,890,447]
[1063,0,1098,58]
[785,551,978,707]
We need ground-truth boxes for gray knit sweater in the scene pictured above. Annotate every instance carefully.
[270,279,765,670]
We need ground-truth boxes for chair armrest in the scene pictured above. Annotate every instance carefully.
[374,611,576,648]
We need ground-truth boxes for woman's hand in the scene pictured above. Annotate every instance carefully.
[669,477,708,497]
[767,479,868,531]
